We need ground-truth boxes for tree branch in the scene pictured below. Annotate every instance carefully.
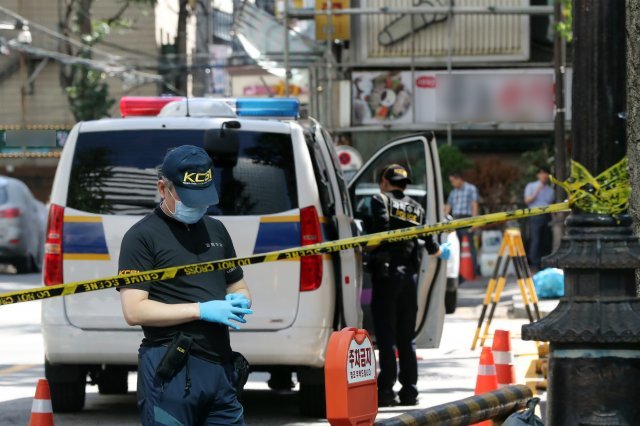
[106,2,130,26]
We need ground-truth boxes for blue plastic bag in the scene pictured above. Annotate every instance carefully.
[533,268,564,299]
[503,397,544,425]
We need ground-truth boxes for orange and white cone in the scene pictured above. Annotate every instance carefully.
[474,347,498,426]
[475,346,498,395]
[492,329,516,387]
[460,234,476,281]
[29,379,54,426]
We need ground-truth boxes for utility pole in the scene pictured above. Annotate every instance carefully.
[552,1,566,187]
[522,1,640,424]
[284,0,290,97]
[551,0,567,250]
[628,0,640,296]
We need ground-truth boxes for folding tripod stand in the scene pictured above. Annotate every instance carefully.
[471,229,542,350]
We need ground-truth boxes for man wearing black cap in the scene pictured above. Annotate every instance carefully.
[367,164,451,407]
[118,145,253,426]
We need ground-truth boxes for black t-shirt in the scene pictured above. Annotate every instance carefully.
[118,207,244,362]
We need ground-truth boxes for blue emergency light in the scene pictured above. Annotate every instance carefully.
[235,98,299,119]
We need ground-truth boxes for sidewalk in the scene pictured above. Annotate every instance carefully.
[458,275,560,320]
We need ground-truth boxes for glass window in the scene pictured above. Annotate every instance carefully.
[305,132,335,217]
[351,139,427,233]
[68,129,298,216]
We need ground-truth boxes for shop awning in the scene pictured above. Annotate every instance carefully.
[234,3,323,74]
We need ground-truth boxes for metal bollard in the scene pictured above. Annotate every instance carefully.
[374,384,532,426]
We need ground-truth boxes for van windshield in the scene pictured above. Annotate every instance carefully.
[68,129,298,216]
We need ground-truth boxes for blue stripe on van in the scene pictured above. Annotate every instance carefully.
[253,221,300,254]
[63,221,109,256]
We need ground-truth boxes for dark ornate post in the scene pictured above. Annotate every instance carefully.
[522,2,640,424]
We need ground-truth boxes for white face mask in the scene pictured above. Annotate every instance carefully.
[166,189,208,224]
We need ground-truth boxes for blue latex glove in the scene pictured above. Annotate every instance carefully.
[198,300,253,330]
[225,293,251,309]
[438,242,452,261]
[225,293,251,319]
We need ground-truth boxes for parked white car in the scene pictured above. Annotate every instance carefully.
[0,176,45,273]
[41,97,448,416]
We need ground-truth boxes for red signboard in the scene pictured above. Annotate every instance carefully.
[325,328,378,426]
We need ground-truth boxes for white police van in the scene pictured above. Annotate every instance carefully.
[41,97,448,416]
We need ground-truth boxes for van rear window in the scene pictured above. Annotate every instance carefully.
[68,129,298,216]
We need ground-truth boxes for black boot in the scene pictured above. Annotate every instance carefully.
[398,386,418,406]
[378,389,398,407]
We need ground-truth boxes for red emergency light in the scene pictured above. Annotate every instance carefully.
[119,96,183,117]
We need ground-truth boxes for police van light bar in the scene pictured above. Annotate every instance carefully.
[120,96,183,117]
[235,99,299,119]
[119,96,300,119]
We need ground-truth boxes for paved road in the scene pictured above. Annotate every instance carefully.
[0,272,538,425]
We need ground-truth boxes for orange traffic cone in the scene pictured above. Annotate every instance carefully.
[492,330,516,387]
[475,346,498,394]
[460,234,476,281]
[29,379,54,426]
[474,347,498,426]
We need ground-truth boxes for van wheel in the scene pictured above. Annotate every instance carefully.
[299,382,326,417]
[45,360,86,412]
[32,251,42,272]
[97,366,129,394]
[298,368,326,417]
[49,379,86,412]
[445,289,457,314]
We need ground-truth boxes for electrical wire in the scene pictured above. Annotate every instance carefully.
[0,4,120,62]
[0,4,167,85]
[0,37,163,86]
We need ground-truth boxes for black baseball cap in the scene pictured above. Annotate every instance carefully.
[382,164,412,184]
[161,145,219,207]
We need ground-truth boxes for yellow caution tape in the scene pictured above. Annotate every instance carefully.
[552,157,630,215]
[0,156,631,307]
[0,202,570,306]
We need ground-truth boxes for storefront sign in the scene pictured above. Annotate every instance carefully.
[352,69,572,126]
[231,72,309,103]
[353,0,529,66]
[315,0,350,41]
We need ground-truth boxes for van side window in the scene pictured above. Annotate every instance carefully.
[304,132,336,218]
[351,140,428,233]
[320,129,352,217]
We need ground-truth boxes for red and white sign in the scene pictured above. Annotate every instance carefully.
[325,327,378,425]
[346,336,376,384]
[335,145,363,175]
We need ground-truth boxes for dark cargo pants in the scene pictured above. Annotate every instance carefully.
[371,265,419,401]
[137,346,244,426]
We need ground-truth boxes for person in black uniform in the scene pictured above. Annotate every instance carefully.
[367,164,451,407]
[118,145,253,426]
